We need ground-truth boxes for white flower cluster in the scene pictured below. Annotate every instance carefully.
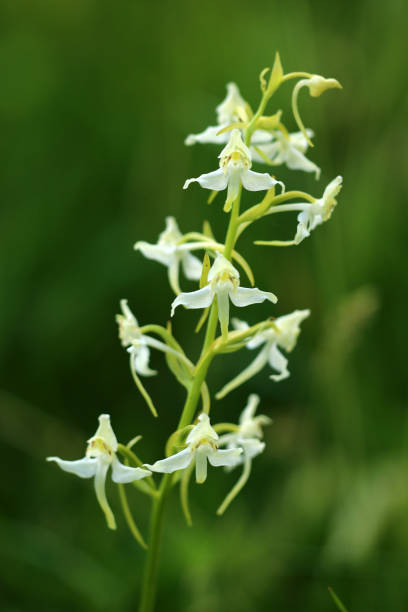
[47,65,342,534]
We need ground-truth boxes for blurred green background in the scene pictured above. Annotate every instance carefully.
[1,0,407,610]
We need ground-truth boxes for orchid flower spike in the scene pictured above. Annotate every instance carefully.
[216,310,310,398]
[47,414,151,530]
[185,82,271,146]
[216,395,272,514]
[134,217,202,294]
[116,299,186,378]
[171,254,278,340]
[184,129,285,213]
[144,413,242,484]
[251,129,321,179]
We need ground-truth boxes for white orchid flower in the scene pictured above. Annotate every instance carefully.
[216,395,271,514]
[219,394,271,463]
[293,176,342,243]
[256,176,343,247]
[116,299,184,377]
[216,310,310,398]
[47,414,151,530]
[251,129,321,179]
[134,217,202,294]
[171,254,277,339]
[144,413,242,484]
[184,129,284,212]
[185,82,271,146]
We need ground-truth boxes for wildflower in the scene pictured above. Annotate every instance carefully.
[144,413,242,484]
[219,394,271,462]
[184,129,284,212]
[251,129,321,179]
[216,310,310,398]
[134,217,202,294]
[216,395,271,514]
[293,176,342,243]
[171,254,277,339]
[256,176,343,246]
[47,414,151,529]
[117,299,184,377]
[185,82,271,146]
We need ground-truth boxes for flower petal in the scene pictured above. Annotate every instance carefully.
[229,286,277,307]
[94,460,116,530]
[168,258,181,294]
[268,344,290,381]
[171,286,214,316]
[195,447,209,484]
[134,241,174,266]
[241,169,284,193]
[285,146,321,179]
[47,456,98,479]
[181,252,202,281]
[216,287,230,339]
[184,168,228,191]
[207,448,242,468]
[242,438,265,459]
[131,344,157,377]
[144,448,193,474]
[185,125,229,146]
[111,457,151,483]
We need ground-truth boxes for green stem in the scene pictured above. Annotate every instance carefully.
[138,85,260,612]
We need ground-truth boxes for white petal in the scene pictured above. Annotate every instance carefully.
[207,448,242,468]
[285,147,321,179]
[171,286,214,316]
[111,457,151,483]
[229,286,277,307]
[145,448,193,474]
[134,242,174,266]
[241,169,284,192]
[195,447,209,483]
[216,287,230,338]
[131,344,157,377]
[47,456,98,479]
[181,252,202,280]
[231,317,249,332]
[90,414,118,452]
[250,141,280,164]
[183,168,228,191]
[185,125,229,146]
[225,167,242,209]
[251,129,275,144]
[268,344,289,381]
[168,258,181,294]
[242,438,265,459]
[94,460,116,530]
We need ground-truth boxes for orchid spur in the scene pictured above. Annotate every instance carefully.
[47,414,151,530]
[171,254,278,340]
